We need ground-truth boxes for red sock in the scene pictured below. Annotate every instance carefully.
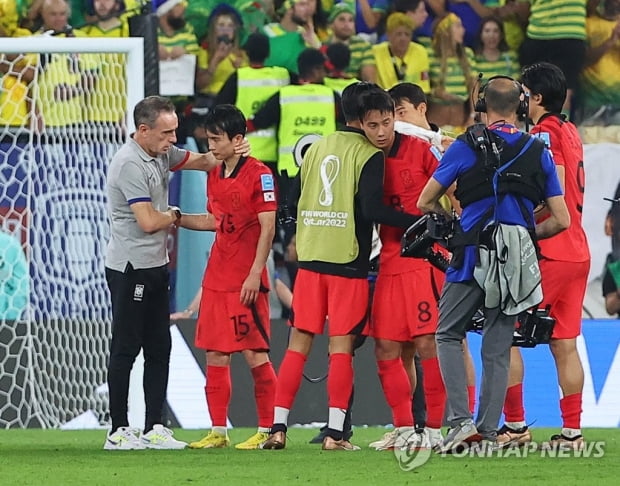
[251,362,277,429]
[560,393,582,430]
[274,350,306,409]
[503,383,525,423]
[421,357,446,429]
[327,353,353,409]
[377,358,413,427]
[467,385,476,414]
[205,365,231,427]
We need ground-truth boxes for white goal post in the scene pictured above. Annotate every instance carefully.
[0,37,144,428]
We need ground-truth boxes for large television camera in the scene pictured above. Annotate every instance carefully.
[401,213,452,272]
[401,214,555,347]
[468,307,556,347]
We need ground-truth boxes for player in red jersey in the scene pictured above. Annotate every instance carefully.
[359,92,449,450]
[181,104,278,450]
[261,84,420,452]
[498,63,590,451]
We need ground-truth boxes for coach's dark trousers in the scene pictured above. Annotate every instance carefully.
[105,264,171,432]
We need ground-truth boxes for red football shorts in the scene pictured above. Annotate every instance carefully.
[290,268,369,337]
[371,266,444,341]
[539,259,590,339]
[195,289,270,353]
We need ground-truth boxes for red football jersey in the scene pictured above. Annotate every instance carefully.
[202,156,278,291]
[379,134,442,275]
[531,115,590,262]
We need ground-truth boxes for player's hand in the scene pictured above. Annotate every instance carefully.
[240,272,261,306]
[234,137,251,156]
[170,310,192,321]
[168,206,182,226]
[440,135,455,151]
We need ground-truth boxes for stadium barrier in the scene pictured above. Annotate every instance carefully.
[133,318,620,429]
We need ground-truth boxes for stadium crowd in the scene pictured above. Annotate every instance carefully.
[0,0,619,134]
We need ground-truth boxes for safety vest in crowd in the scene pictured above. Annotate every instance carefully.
[372,41,430,92]
[236,66,290,163]
[278,83,337,177]
[324,76,358,95]
[296,130,379,264]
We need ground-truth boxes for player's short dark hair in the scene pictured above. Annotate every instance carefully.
[326,43,351,71]
[521,62,567,114]
[341,82,381,122]
[244,32,270,63]
[388,82,427,107]
[358,89,395,121]
[202,104,247,139]
[298,48,327,78]
[134,95,175,128]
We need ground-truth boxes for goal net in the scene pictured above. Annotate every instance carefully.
[0,37,144,428]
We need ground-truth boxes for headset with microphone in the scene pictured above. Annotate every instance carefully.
[474,74,529,124]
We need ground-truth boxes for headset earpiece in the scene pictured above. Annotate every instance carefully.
[474,75,528,120]
[474,92,487,113]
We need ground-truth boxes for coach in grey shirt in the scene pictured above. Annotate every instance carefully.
[103,96,226,451]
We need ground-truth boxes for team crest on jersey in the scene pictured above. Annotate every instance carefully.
[231,192,241,209]
[263,191,275,202]
[535,132,551,148]
[261,174,274,191]
[399,169,414,190]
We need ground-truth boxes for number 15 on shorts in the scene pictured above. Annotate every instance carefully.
[231,314,250,341]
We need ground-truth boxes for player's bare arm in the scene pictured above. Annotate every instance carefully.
[181,139,251,171]
[275,278,293,310]
[445,182,461,215]
[418,177,451,219]
[130,201,179,233]
[240,210,276,307]
[535,195,570,240]
[180,151,222,172]
[178,213,216,231]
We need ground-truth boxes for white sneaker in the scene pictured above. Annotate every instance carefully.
[395,428,424,450]
[103,427,145,450]
[141,424,187,450]
[425,427,444,449]
[369,429,399,450]
[438,420,478,453]
[370,427,418,451]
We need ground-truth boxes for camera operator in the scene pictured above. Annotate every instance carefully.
[417,76,570,452]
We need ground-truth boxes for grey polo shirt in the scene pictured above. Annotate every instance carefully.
[105,138,189,272]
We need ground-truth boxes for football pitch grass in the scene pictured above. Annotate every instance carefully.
[2,427,618,486]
